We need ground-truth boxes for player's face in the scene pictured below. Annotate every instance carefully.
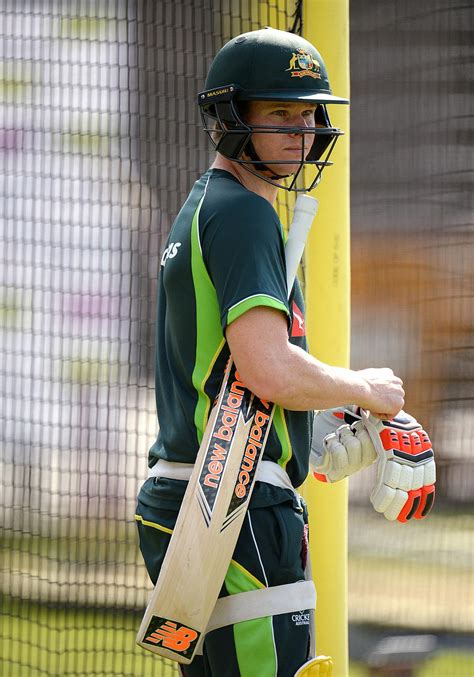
[244,101,320,175]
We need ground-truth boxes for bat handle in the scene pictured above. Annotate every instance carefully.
[285,195,319,298]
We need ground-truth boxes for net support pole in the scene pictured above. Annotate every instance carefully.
[301,1,350,675]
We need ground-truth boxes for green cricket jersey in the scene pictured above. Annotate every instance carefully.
[149,168,312,489]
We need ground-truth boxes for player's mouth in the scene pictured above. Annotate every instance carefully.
[281,148,311,160]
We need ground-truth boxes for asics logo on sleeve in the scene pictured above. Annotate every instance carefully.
[161,242,182,267]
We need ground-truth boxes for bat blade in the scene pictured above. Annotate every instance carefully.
[136,195,318,663]
[136,361,273,662]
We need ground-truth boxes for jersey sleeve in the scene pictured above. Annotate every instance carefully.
[200,190,289,330]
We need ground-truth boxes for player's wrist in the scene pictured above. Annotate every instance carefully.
[341,369,373,410]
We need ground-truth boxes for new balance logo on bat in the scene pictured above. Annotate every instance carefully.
[197,364,254,520]
[196,360,272,529]
[224,388,273,527]
[201,370,250,492]
[233,408,270,499]
[144,617,200,659]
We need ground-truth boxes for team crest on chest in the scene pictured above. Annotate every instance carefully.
[286,48,321,79]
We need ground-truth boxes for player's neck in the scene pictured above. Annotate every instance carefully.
[211,155,279,205]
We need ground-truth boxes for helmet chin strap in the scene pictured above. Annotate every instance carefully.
[243,140,293,180]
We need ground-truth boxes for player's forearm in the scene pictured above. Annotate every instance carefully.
[281,345,370,411]
[227,307,404,417]
[237,342,370,412]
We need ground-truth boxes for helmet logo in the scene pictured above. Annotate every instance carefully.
[286,48,321,79]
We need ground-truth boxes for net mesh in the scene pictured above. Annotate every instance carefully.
[348,1,473,653]
[0,0,472,675]
[0,1,298,675]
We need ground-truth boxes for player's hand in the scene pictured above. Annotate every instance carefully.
[362,410,436,522]
[357,368,405,420]
[310,407,377,483]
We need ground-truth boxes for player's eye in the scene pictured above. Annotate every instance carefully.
[302,109,317,121]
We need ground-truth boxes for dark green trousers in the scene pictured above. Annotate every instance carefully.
[136,478,311,677]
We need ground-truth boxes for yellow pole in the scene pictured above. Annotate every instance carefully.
[301,2,350,676]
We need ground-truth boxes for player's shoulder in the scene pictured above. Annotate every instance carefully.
[204,168,277,215]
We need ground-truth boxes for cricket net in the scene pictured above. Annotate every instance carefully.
[0,1,299,675]
[0,0,472,675]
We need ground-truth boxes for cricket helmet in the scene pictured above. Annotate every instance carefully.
[198,27,349,191]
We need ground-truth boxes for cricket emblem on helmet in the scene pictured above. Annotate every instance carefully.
[287,48,322,79]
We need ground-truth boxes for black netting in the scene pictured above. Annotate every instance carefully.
[0,1,472,675]
[0,1,298,675]
[348,1,473,671]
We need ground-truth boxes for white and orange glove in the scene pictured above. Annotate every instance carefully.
[310,406,377,483]
[362,410,436,523]
[310,407,436,523]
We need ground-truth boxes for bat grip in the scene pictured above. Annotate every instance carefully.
[285,195,319,298]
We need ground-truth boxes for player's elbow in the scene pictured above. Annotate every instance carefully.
[240,374,278,404]
[233,355,290,404]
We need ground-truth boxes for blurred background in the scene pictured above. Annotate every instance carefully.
[0,1,472,675]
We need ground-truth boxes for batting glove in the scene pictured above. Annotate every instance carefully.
[310,407,377,483]
[362,410,436,522]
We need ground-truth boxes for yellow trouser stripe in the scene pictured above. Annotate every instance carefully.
[134,514,173,535]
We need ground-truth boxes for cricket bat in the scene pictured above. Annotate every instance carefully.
[136,194,319,663]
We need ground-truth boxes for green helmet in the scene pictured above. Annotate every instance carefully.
[198,27,349,191]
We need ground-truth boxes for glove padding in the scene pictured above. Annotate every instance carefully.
[310,407,377,483]
[362,410,436,522]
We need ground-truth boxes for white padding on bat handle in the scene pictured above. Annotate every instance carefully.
[285,194,318,298]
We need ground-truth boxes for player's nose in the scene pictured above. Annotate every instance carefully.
[287,115,311,135]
